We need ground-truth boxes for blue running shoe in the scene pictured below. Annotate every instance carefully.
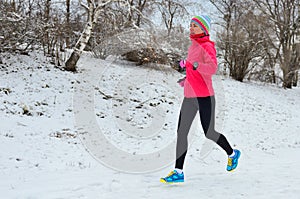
[227,149,241,172]
[160,170,184,184]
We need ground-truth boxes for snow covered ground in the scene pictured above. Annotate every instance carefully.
[1,51,300,198]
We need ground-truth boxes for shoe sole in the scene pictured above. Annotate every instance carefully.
[160,178,184,184]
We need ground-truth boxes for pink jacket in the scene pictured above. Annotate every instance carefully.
[184,35,217,97]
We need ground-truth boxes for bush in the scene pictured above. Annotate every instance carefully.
[122,47,181,70]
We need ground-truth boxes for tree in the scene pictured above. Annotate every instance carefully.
[127,0,152,27]
[65,0,71,48]
[65,0,136,72]
[0,0,37,54]
[156,0,187,36]
[210,0,264,82]
[290,3,300,87]
[42,0,52,55]
[65,0,110,71]
[254,0,299,88]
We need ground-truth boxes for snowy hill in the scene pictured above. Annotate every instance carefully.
[1,52,300,198]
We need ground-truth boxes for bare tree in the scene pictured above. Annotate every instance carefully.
[210,0,265,82]
[117,0,155,28]
[65,0,71,48]
[42,0,51,55]
[156,0,187,36]
[209,0,235,73]
[134,0,150,27]
[291,3,300,86]
[65,0,109,71]
[0,0,37,54]
[254,0,299,88]
[65,0,133,72]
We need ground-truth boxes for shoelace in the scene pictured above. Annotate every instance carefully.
[227,158,232,166]
[167,171,175,177]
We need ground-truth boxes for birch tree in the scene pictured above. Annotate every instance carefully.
[65,0,126,72]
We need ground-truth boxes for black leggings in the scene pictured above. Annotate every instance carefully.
[175,96,233,170]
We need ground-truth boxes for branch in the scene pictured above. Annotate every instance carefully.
[80,1,89,11]
[208,0,225,15]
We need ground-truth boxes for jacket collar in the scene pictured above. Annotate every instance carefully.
[190,33,210,43]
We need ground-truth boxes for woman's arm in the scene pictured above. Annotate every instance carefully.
[196,43,218,75]
[186,42,218,75]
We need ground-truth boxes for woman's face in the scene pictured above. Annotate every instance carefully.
[190,22,204,35]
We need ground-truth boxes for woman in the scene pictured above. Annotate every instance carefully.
[160,15,240,184]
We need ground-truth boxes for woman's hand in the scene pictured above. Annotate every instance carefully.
[177,77,186,87]
[179,60,186,69]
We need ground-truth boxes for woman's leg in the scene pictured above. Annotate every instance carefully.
[198,96,233,155]
[175,98,198,169]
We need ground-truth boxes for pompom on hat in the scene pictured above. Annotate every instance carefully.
[191,15,211,35]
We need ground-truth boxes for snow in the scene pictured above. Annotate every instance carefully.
[1,51,300,198]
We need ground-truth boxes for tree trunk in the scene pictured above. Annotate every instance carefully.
[136,0,147,27]
[65,51,80,72]
[65,0,71,48]
[290,5,300,87]
[292,71,298,87]
[65,22,93,71]
[272,70,276,84]
[293,5,300,87]
[42,0,51,56]
[283,69,293,89]
[65,1,101,72]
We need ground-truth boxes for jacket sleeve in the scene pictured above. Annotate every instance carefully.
[196,43,218,75]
